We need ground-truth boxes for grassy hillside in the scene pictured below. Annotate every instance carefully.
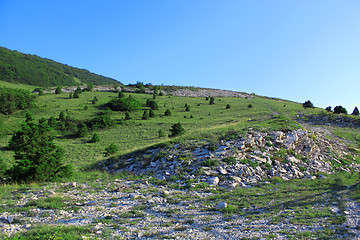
[0,47,120,87]
[0,83,324,170]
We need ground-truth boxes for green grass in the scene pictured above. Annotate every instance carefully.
[1,85,324,170]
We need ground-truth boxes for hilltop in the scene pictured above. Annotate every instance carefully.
[0,47,120,87]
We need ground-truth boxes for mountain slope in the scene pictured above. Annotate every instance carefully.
[0,47,120,87]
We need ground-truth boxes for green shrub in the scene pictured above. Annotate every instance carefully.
[303,100,314,108]
[90,133,100,143]
[351,107,359,116]
[118,92,125,98]
[125,111,131,120]
[47,116,57,128]
[146,99,159,110]
[158,129,165,138]
[185,106,190,111]
[73,91,80,99]
[88,111,114,130]
[107,97,142,112]
[55,86,62,94]
[202,159,219,167]
[209,97,215,105]
[325,106,332,112]
[149,109,156,118]
[169,122,185,137]
[92,96,98,104]
[142,110,150,120]
[222,157,237,165]
[104,143,118,156]
[334,105,347,114]
[165,109,172,116]
[7,119,73,182]
[0,87,36,114]
[248,103,253,108]
[76,123,89,137]
[68,93,73,99]
[226,104,231,109]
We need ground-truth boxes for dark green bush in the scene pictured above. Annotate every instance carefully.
[76,123,89,137]
[226,104,231,109]
[104,143,118,156]
[303,100,314,108]
[90,133,100,143]
[334,105,347,114]
[7,119,73,182]
[146,99,159,110]
[351,107,359,116]
[248,104,253,108]
[142,110,150,120]
[209,97,215,105]
[73,91,79,99]
[0,87,36,114]
[165,109,172,116]
[325,106,332,112]
[149,109,156,118]
[106,97,142,112]
[92,96,98,104]
[118,92,125,98]
[169,122,185,137]
[88,111,114,130]
[125,111,131,120]
[55,86,62,94]
[47,116,57,128]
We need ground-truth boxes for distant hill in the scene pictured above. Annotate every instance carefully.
[0,47,120,87]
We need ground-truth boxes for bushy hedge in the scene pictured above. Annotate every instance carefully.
[106,97,142,112]
[0,87,36,114]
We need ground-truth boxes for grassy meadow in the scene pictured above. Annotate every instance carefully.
[0,81,325,171]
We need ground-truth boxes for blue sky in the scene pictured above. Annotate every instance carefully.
[0,0,359,112]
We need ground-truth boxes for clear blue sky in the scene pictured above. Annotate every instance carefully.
[1,0,359,112]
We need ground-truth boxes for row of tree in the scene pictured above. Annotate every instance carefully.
[303,100,359,116]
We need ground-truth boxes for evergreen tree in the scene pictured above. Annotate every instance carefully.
[48,116,57,128]
[185,106,190,111]
[55,86,62,94]
[226,104,231,109]
[325,106,332,112]
[351,107,359,116]
[149,109,156,118]
[154,86,159,96]
[248,104,253,108]
[7,119,72,182]
[59,111,65,121]
[90,133,100,143]
[303,100,314,108]
[142,110,150,120]
[333,105,347,114]
[38,89,44,96]
[69,93,73,99]
[125,111,131,120]
[118,92,125,98]
[168,122,185,137]
[158,129,165,138]
[73,91,79,99]
[92,96,98,104]
[75,86,82,94]
[104,143,118,156]
[77,123,89,137]
[25,111,34,122]
[165,109,172,116]
[209,97,215,105]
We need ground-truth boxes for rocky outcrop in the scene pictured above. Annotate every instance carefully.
[103,128,353,189]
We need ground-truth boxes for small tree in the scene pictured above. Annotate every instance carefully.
[152,94,157,99]
[325,106,332,112]
[90,133,100,143]
[55,86,62,94]
[248,104,253,108]
[73,91,80,99]
[69,93,73,99]
[159,91,164,96]
[104,143,118,156]
[86,83,94,92]
[92,96,98,104]
[118,92,125,98]
[333,105,347,114]
[75,86,82,94]
[185,106,190,112]
[125,111,131,120]
[158,129,165,138]
[8,119,72,182]
[142,110,150,120]
[226,104,231,109]
[165,109,172,116]
[154,86,159,96]
[303,100,314,108]
[149,109,156,118]
[169,122,185,138]
[59,111,65,121]
[38,89,44,96]
[77,123,89,137]
[209,97,215,105]
[25,111,34,122]
[48,116,57,128]
[351,107,359,116]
